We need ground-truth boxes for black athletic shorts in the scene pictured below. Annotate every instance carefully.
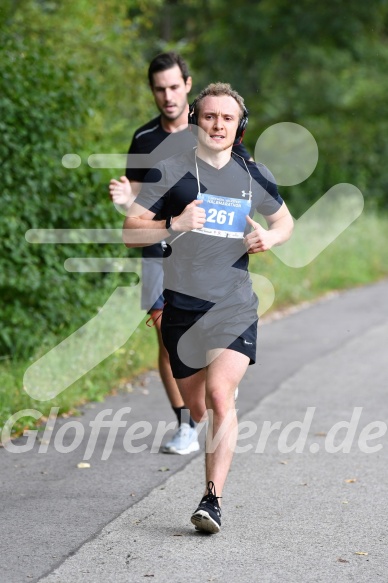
[161,302,258,379]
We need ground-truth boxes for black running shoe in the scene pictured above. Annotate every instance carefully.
[191,481,222,533]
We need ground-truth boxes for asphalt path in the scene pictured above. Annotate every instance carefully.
[1,280,388,583]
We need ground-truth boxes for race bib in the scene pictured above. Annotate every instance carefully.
[192,193,251,238]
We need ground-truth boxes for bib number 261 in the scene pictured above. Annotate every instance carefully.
[207,209,235,226]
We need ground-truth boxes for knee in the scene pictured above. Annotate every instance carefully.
[206,389,232,418]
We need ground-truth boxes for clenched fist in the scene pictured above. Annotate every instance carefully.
[172,199,206,232]
[109,176,132,206]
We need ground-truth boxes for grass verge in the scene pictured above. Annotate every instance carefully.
[1,209,387,438]
[0,316,158,439]
[249,208,388,309]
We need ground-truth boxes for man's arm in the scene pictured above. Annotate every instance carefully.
[244,202,294,254]
[109,130,148,214]
[123,202,166,248]
[123,199,206,248]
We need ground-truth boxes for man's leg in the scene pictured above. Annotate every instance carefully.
[176,350,249,533]
[204,349,249,497]
[150,310,199,454]
[152,310,185,408]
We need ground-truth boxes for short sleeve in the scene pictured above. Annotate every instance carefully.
[135,163,168,217]
[253,163,284,216]
[125,136,148,183]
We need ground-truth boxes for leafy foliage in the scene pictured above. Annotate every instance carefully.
[147,0,388,213]
[0,30,136,358]
[1,0,388,364]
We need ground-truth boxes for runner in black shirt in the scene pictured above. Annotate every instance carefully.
[123,83,293,533]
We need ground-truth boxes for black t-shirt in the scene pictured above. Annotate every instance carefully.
[136,149,283,311]
[126,115,252,259]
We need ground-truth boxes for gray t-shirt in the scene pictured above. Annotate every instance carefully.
[136,149,283,312]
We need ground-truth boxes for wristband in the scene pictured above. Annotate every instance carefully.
[166,216,175,235]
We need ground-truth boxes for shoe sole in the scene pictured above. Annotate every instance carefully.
[161,441,200,455]
[191,510,220,533]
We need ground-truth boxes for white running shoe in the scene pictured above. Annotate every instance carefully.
[161,423,200,455]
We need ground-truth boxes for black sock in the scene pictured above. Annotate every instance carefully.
[173,406,195,428]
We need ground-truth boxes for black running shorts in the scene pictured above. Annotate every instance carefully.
[161,303,258,379]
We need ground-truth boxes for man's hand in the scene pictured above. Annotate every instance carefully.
[109,176,132,206]
[172,199,206,232]
[244,215,277,254]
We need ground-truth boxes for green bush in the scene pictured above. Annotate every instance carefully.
[0,33,136,359]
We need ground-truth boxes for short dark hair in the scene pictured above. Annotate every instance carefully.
[148,52,190,87]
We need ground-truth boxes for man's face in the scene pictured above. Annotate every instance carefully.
[150,65,192,121]
[196,95,241,151]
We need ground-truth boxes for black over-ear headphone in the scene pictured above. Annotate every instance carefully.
[188,99,249,141]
